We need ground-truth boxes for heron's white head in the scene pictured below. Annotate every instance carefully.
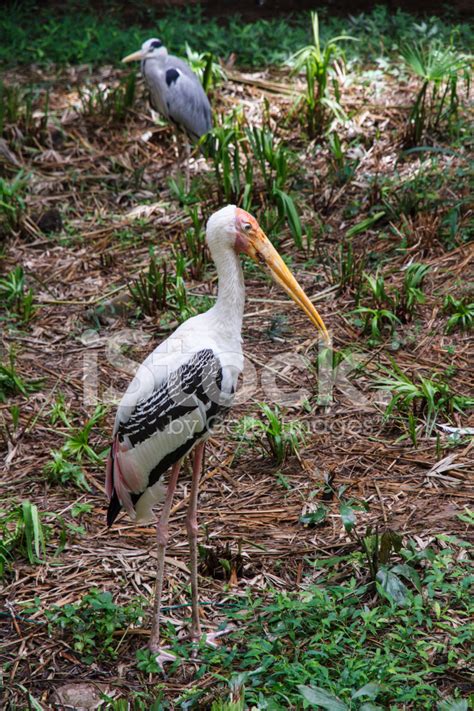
[122,38,168,64]
[206,205,330,343]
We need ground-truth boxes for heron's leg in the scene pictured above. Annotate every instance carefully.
[173,125,182,162]
[149,460,181,654]
[186,441,205,641]
[184,141,191,192]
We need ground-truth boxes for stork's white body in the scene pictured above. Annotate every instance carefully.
[106,207,244,524]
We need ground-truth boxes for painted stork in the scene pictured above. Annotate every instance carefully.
[106,205,329,663]
[122,38,212,173]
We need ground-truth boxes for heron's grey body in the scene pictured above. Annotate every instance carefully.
[139,39,212,141]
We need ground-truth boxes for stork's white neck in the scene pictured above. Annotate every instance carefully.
[210,246,245,334]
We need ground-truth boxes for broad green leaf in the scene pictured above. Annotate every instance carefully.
[340,503,356,533]
[273,188,303,248]
[402,145,460,157]
[300,505,328,527]
[456,508,474,526]
[346,211,385,237]
[352,682,382,700]
[376,568,408,604]
[391,563,422,592]
[438,700,468,711]
[436,534,471,549]
[298,685,348,710]
[21,501,46,564]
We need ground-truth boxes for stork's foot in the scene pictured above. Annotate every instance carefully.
[203,625,233,648]
[149,645,176,672]
[188,626,233,649]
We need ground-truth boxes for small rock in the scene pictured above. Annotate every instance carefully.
[36,208,62,234]
[51,682,110,710]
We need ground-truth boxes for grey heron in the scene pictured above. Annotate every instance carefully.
[122,38,212,181]
[106,205,330,666]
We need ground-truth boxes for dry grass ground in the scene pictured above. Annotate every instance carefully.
[0,58,472,708]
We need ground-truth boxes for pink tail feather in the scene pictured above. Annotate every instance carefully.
[106,436,138,519]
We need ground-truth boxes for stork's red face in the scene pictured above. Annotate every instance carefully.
[234,209,264,257]
[234,208,330,344]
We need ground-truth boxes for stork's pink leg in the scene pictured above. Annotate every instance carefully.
[149,460,181,655]
[186,441,205,642]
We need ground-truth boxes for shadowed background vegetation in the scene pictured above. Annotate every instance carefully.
[1,2,472,68]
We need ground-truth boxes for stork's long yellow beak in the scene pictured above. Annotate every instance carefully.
[251,232,330,344]
[122,50,144,63]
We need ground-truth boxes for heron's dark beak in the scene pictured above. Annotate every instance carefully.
[122,50,144,63]
[245,228,330,344]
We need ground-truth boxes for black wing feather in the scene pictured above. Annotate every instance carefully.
[107,350,231,526]
[118,349,225,447]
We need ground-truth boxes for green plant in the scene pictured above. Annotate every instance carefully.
[59,404,106,462]
[45,589,146,663]
[373,163,450,225]
[99,689,166,711]
[210,697,245,711]
[338,497,422,601]
[199,535,244,583]
[185,44,226,92]
[333,238,366,294]
[353,304,400,342]
[128,249,168,317]
[245,126,290,193]
[0,501,47,577]
[0,81,23,132]
[443,294,473,333]
[71,502,93,518]
[327,131,358,184]
[0,82,50,139]
[171,252,190,320]
[364,270,392,306]
[178,539,472,708]
[298,683,381,710]
[45,404,106,490]
[353,265,430,341]
[236,404,307,465]
[401,41,471,145]
[78,73,136,122]
[49,392,71,427]
[0,351,42,402]
[346,211,386,238]
[181,206,209,280]
[353,271,400,342]
[1,5,471,69]
[375,362,473,436]
[272,189,303,249]
[0,172,28,234]
[44,450,90,491]
[0,265,36,323]
[396,262,430,321]
[0,403,21,451]
[288,13,354,138]
[206,116,252,206]
[168,174,201,206]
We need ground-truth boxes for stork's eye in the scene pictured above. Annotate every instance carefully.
[243,222,252,232]
[150,40,162,49]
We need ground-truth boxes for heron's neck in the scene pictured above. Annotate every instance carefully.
[211,247,245,332]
